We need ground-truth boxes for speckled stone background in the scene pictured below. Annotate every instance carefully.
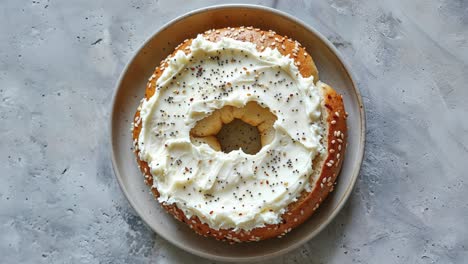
[1,0,467,263]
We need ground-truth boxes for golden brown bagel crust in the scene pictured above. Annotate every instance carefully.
[131,27,347,243]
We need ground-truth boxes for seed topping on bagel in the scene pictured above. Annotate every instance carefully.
[136,34,326,231]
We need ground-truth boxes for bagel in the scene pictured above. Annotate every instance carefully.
[132,27,347,242]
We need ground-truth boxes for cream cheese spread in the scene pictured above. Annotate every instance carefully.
[138,35,324,231]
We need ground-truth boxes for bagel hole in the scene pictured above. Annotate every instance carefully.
[190,102,277,154]
[216,119,262,155]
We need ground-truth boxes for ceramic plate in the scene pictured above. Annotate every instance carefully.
[110,4,365,262]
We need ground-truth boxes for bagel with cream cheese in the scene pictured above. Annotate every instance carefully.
[132,27,347,242]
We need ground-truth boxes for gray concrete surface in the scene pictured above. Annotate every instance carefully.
[1,0,467,263]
